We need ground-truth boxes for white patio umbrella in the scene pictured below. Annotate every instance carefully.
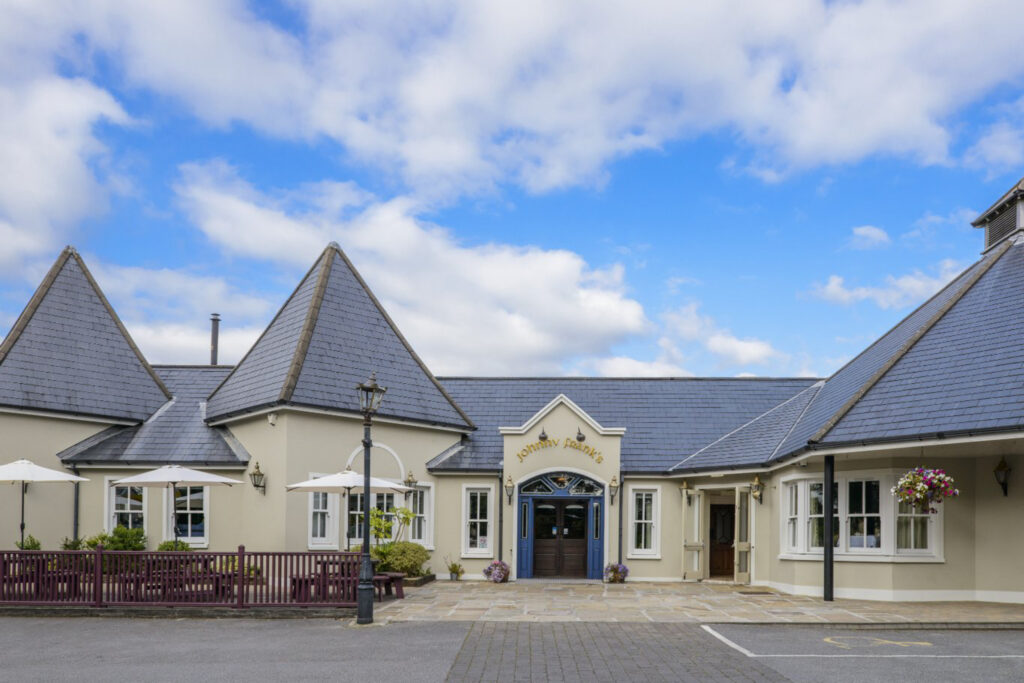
[112,465,242,546]
[0,459,88,547]
[287,467,412,549]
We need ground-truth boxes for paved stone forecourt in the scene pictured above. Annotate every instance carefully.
[376,580,1024,625]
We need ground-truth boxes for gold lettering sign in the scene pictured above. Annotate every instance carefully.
[516,437,602,464]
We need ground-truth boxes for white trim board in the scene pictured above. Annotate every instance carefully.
[498,394,626,436]
[755,580,1024,604]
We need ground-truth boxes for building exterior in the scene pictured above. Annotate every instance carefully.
[3,180,1024,603]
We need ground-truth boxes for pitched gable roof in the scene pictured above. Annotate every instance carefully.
[59,366,248,466]
[0,247,171,422]
[429,377,817,472]
[206,243,473,430]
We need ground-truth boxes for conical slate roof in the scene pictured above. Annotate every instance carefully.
[0,247,171,422]
[671,236,1022,471]
[206,243,473,430]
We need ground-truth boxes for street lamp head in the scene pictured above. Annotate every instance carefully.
[357,372,387,416]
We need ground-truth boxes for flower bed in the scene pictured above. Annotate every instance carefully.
[891,467,959,513]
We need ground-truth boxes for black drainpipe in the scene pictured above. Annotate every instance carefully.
[210,313,221,365]
[71,465,80,541]
[617,473,624,564]
[497,470,504,563]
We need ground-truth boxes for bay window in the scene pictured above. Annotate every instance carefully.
[780,471,943,561]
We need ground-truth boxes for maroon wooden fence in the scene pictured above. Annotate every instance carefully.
[0,547,362,608]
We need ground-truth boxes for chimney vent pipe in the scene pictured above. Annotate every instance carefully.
[210,313,220,365]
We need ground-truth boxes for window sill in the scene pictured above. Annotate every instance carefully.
[461,550,494,560]
[626,552,661,560]
[778,552,944,564]
[309,544,340,551]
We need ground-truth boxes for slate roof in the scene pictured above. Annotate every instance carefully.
[671,236,1024,472]
[0,247,170,422]
[59,366,249,466]
[428,378,818,473]
[673,381,823,471]
[206,243,473,430]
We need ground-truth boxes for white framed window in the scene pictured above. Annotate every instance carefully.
[627,486,660,559]
[779,471,944,562]
[462,485,494,558]
[785,483,799,552]
[308,474,339,549]
[407,485,434,548]
[165,486,209,547]
[896,501,931,553]
[344,487,421,548]
[106,477,146,533]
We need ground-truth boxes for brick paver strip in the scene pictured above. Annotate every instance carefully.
[446,622,786,682]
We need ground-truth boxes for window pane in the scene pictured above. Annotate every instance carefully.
[866,516,881,548]
[478,490,488,511]
[865,481,880,514]
[520,502,528,539]
[913,517,928,550]
[593,501,600,540]
[643,493,652,521]
[810,518,823,547]
[788,485,798,516]
[175,487,188,510]
[898,500,913,515]
[478,522,488,549]
[849,516,864,546]
[848,481,863,514]
[809,484,823,515]
[897,517,911,549]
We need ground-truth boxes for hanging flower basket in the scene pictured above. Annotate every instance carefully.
[891,467,959,513]
[482,560,510,583]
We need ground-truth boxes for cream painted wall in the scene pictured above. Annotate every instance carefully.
[0,412,110,549]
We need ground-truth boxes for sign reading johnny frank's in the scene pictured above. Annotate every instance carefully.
[515,437,603,463]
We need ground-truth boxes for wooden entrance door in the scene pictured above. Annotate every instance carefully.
[709,504,735,577]
[533,500,589,577]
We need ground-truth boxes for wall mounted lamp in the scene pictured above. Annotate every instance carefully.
[267,412,278,427]
[609,475,619,505]
[576,427,586,443]
[504,475,515,504]
[994,457,1011,497]
[538,427,548,441]
[679,480,692,506]
[249,462,266,494]
[751,474,764,504]
[404,470,417,500]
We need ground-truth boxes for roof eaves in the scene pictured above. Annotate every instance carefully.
[331,244,476,430]
[279,248,334,403]
[809,238,1016,446]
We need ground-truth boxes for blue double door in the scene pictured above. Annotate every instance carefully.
[517,491,603,579]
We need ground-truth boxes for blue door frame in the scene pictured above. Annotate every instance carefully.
[516,473,604,580]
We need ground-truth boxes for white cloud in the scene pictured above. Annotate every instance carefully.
[664,303,785,366]
[0,77,129,272]
[964,121,1024,174]
[812,259,962,309]
[125,322,263,366]
[175,161,649,375]
[901,207,977,245]
[846,225,891,250]
[7,2,1024,198]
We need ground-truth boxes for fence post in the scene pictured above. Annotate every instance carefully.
[236,545,246,609]
[93,544,104,608]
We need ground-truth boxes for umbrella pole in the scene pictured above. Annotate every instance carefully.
[19,482,25,548]
[170,482,178,547]
[345,486,353,551]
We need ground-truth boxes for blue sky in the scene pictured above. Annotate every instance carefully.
[2,1,1023,378]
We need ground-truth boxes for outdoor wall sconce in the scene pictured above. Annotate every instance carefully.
[609,476,619,505]
[404,471,417,500]
[751,474,764,504]
[249,462,266,494]
[267,412,277,427]
[505,475,515,504]
[576,427,586,442]
[538,427,548,441]
[679,480,692,506]
[994,457,1011,497]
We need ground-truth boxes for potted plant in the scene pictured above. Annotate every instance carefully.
[603,563,629,583]
[482,560,509,583]
[891,467,959,513]
[445,556,465,581]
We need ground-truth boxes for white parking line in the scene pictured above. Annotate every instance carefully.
[700,625,1024,659]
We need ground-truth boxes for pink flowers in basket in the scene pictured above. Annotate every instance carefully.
[891,467,959,513]
[483,560,510,583]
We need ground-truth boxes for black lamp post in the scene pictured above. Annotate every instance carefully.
[356,372,387,625]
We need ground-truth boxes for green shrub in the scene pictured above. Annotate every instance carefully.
[60,537,85,550]
[84,526,146,551]
[16,535,41,550]
[156,540,193,552]
[377,541,429,577]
